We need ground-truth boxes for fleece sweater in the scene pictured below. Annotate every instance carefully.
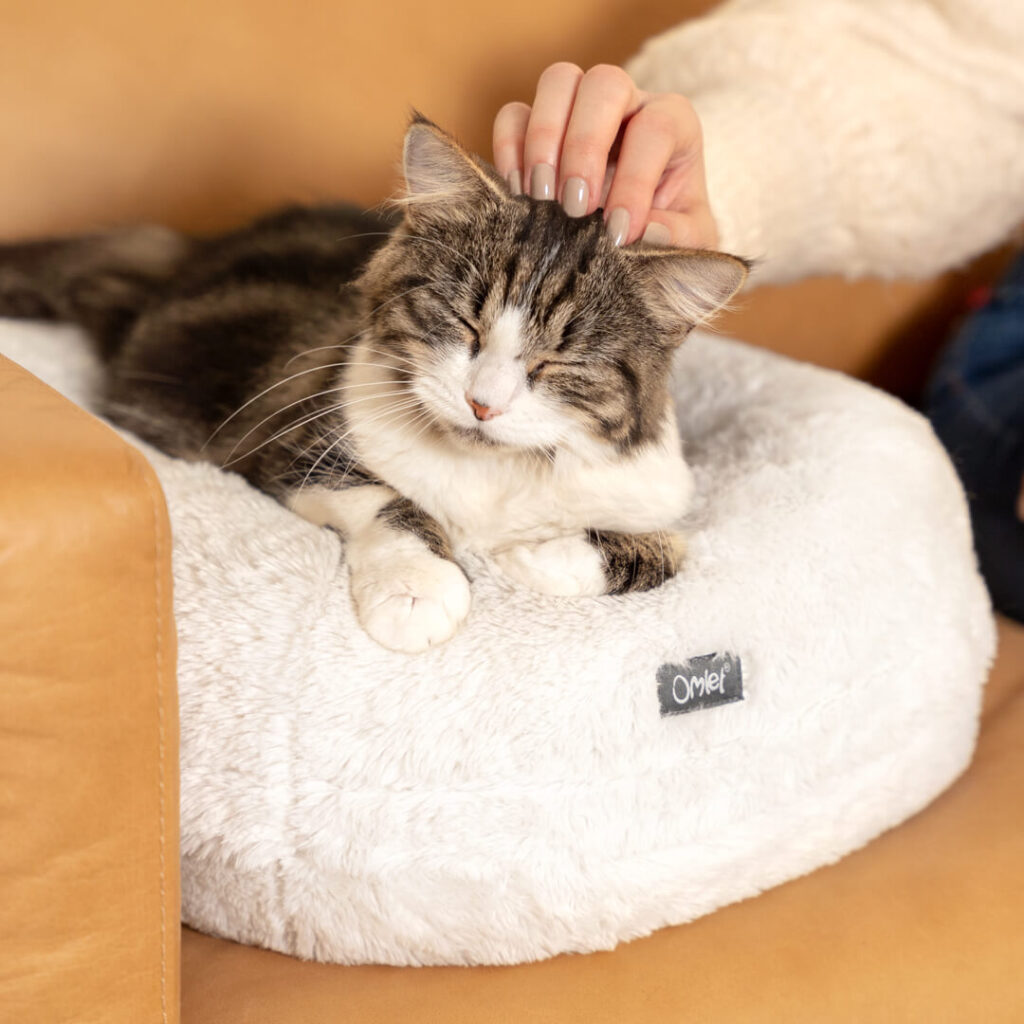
[626,0,1024,283]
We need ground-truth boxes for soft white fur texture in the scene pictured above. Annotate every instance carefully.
[2,318,995,966]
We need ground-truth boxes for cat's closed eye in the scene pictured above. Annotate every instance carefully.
[451,315,479,353]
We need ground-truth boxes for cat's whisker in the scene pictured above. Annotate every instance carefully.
[278,416,352,474]
[363,278,448,318]
[297,428,356,491]
[203,360,354,448]
[268,434,345,488]
[221,382,416,466]
[298,390,427,459]
[209,333,423,451]
[396,405,442,449]
[282,332,369,370]
[331,230,395,244]
[223,389,420,469]
[529,430,564,469]
[352,345,422,368]
[329,360,416,374]
[299,424,371,491]
[216,357,418,455]
[394,232,482,280]
[321,404,438,488]
[222,405,348,469]
[329,402,436,484]
[224,379,417,451]
[281,281,440,371]
[296,396,431,489]
[527,447,548,473]
[284,337,418,371]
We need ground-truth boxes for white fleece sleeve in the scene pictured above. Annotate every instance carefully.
[626,0,1024,284]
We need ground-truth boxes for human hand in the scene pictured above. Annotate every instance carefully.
[492,62,717,249]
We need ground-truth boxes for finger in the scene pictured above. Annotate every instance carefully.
[522,62,584,200]
[557,64,643,218]
[493,101,532,194]
[557,64,641,218]
[641,206,719,250]
[604,94,703,245]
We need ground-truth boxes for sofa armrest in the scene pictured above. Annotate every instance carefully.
[0,354,179,1024]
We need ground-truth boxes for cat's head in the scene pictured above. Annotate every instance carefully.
[358,114,747,457]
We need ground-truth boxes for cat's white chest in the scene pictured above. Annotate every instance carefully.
[350,397,694,551]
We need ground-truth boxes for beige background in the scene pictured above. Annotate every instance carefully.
[1,0,1016,390]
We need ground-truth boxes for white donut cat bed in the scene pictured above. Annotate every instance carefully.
[2,318,995,967]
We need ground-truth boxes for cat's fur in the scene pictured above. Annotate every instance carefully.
[0,116,747,652]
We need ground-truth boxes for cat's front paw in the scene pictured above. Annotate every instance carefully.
[349,554,471,654]
[493,535,607,597]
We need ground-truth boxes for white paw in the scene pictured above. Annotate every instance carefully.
[493,535,607,597]
[349,554,471,654]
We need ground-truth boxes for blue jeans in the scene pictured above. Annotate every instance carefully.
[926,251,1024,623]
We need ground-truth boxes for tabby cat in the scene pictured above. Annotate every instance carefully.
[0,116,747,652]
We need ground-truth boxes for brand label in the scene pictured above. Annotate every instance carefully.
[656,653,743,717]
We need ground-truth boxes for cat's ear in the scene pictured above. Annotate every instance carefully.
[622,247,749,341]
[401,114,507,220]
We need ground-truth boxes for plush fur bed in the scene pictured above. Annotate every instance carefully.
[2,318,995,966]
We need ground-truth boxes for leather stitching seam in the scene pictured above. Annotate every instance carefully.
[141,465,169,1024]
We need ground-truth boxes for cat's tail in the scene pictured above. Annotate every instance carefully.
[0,225,192,359]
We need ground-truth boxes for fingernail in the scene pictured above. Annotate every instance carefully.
[530,163,555,201]
[507,169,522,195]
[641,222,672,246]
[606,207,630,247]
[561,176,589,217]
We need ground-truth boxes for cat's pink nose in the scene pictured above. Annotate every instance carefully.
[466,394,503,421]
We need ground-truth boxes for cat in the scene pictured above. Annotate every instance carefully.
[0,115,747,652]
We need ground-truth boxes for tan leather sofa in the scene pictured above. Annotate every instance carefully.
[2,1,1022,1021]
